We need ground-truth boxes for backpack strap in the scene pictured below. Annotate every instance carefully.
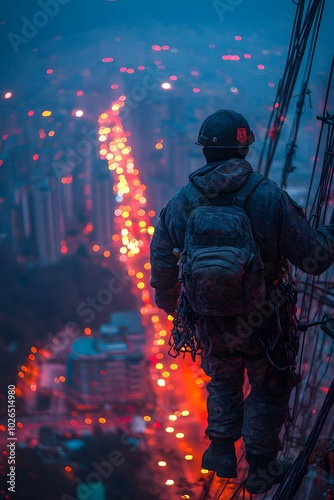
[232,172,265,208]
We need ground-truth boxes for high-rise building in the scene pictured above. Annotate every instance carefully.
[1,142,33,192]
[90,162,114,250]
[66,314,146,409]
[127,96,154,166]
[109,310,146,355]
[31,177,64,266]
[10,184,32,259]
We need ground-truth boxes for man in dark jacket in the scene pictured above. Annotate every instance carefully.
[149,109,334,494]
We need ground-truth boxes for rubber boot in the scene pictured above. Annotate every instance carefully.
[245,452,293,494]
[201,438,237,478]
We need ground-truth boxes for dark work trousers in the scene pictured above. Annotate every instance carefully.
[199,313,292,455]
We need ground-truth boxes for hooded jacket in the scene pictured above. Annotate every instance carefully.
[150,159,334,314]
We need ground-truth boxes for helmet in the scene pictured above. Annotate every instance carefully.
[196,109,255,148]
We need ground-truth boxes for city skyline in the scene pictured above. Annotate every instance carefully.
[1,13,333,265]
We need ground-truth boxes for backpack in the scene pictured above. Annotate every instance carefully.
[178,172,267,316]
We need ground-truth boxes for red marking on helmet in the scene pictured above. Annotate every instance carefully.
[236,128,247,143]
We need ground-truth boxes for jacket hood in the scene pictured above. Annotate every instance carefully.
[189,158,253,196]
